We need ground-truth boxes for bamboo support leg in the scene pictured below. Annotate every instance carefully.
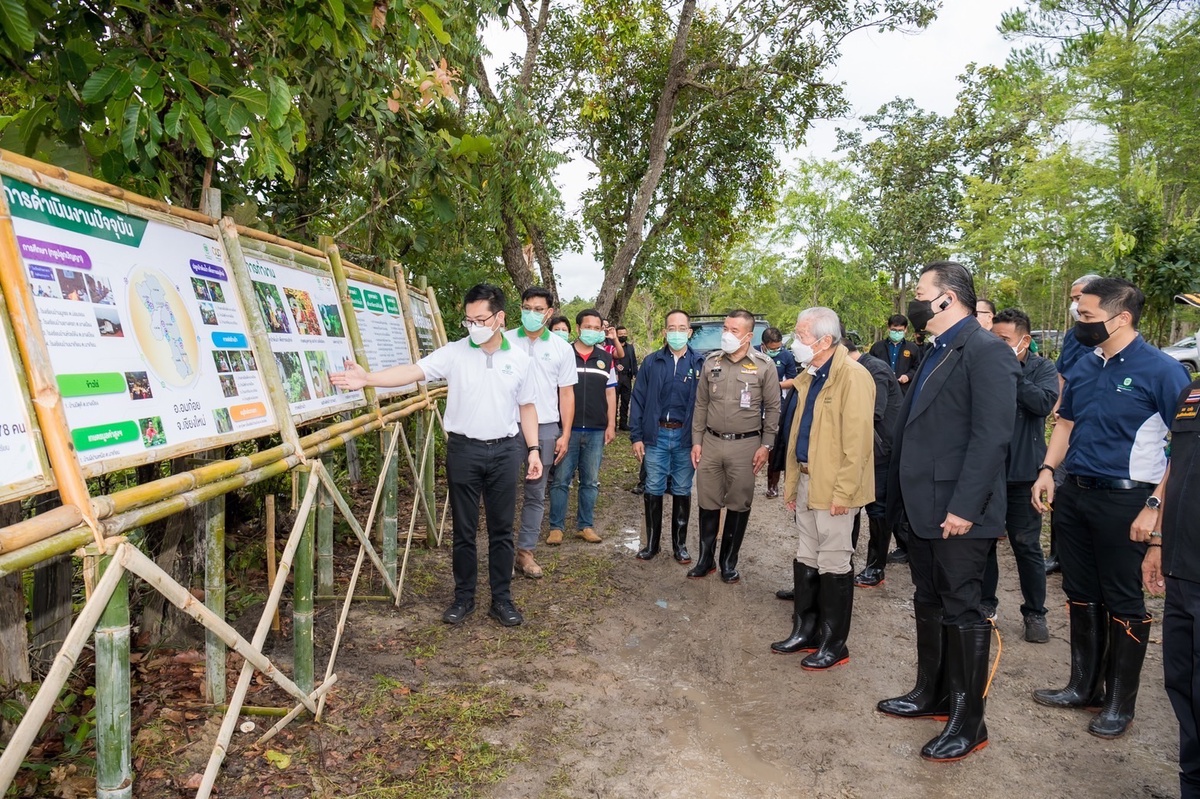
[294,468,315,695]
[316,457,334,596]
[257,675,338,747]
[203,496,226,705]
[421,410,436,547]
[95,550,132,799]
[0,543,125,795]
[314,468,397,599]
[265,496,279,633]
[379,427,398,585]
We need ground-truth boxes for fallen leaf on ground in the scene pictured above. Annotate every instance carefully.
[264,749,292,769]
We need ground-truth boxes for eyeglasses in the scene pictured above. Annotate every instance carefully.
[461,312,497,329]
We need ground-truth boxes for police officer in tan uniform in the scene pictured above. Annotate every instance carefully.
[689,310,781,582]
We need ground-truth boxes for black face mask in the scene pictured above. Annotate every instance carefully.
[906,293,950,333]
[618,336,628,344]
[1074,316,1116,346]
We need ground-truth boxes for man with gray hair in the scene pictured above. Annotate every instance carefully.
[770,307,875,670]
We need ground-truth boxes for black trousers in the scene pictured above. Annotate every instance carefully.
[907,535,993,626]
[446,434,523,604]
[982,481,1047,618]
[1056,479,1149,620]
[617,380,633,427]
[1165,575,1200,799]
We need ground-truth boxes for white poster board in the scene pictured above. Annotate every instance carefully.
[408,291,438,359]
[241,251,364,421]
[0,302,52,501]
[347,278,416,397]
[3,176,278,476]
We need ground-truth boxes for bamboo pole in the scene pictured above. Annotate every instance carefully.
[314,467,398,599]
[379,426,398,584]
[94,548,131,799]
[398,416,438,545]
[293,466,315,695]
[425,284,448,348]
[217,217,305,462]
[0,541,125,794]
[203,490,226,705]
[390,263,431,402]
[0,187,101,547]
[323,239,377,412]
[118,547,315,712]
[256,675,338,747]
[315,457,334,596]
[195,469,320,799]
[265,495,280,633]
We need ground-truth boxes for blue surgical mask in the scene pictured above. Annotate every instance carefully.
[579,329,605,347]
[765,347,782,357]
[666,331,689,351]
[552,330,570,341]
[521,308,548,333]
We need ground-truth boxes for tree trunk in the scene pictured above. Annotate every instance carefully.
[0,501,30,716]
[594,0,698,319]
[30,555,71,678]
[499,207,537,295]
[526,221,560,301]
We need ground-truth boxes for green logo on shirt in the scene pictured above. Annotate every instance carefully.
[1123,377,1132,386]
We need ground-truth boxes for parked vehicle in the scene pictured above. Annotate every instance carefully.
[688,314,769,355]
[1163,335,1199,372]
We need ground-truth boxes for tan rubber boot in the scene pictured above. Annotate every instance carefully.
[515,548,543,579]
[577,527,602,543]
[546,529,564,545]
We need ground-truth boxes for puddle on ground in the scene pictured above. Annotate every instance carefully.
[666,684,794,786]
[619,527,641,552]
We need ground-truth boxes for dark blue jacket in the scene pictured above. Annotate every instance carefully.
[630,345,705,448]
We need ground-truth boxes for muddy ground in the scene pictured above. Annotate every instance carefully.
[94,443,1180,799]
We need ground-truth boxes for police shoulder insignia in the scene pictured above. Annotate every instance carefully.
[1178,404,1199,420]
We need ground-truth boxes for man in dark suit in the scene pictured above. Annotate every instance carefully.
[875,261,1019,763]
[615,325,638,431]
[868,313,921,392]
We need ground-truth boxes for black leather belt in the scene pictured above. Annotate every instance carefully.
[659,421,684,429]
[448,432,516,446]
[1068,475,1154,491]
[706,429,758,441]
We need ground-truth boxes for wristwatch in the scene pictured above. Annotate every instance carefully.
[1145,496,1161,511]
[1037,463,1055,474]
[527,444,542,453]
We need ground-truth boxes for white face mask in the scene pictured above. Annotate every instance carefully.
[791,338,814,366]
[1069,301,1080,321]
[720,331,745,354]
[1012,337,1029,359]
[468,320,497,345]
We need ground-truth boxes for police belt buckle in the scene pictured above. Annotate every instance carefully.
[706,428,758,441]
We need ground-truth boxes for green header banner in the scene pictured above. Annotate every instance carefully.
[2,177,147,247]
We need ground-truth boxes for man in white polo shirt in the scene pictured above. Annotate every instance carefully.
[331,284,542,627]
[506,286,577,579]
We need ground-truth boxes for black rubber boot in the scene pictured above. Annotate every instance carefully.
[717,509,750,583]
[770,561,820,654]
[877,602,949,719]
[775,587,794,601]
[1032,601,1107,709]
[921,622,992,762]
[670,494,692,564]
[765,470,780,498]
[802,571,854,670]
[686,508,720,578]
[636,494,664,560]
[1088,614,1151,739]
[854,516,889,588]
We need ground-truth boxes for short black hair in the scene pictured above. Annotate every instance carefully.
[548,314,570,332]
[993,307,1031,335]
[977,298,997,314]
[521,286,555,307]
[887,314,908,328]
[464,283,504,314]
[726,309,755,329]
[576,308,602,326]
[665,308,690,324]
[1083,277,1145,327]
[615,324,627,332]
[841,337,859,353]
[921,261,977,312]
[762,326,783,345]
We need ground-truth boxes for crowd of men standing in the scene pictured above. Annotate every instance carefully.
[331,264,1200,796]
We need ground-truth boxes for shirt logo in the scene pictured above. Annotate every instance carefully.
[1123,377,1133,386]
[501,363,515,376]
[596,360,605,369]
[903,349,911,357]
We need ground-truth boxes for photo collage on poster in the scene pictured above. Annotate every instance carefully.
[244,252,363,418]
[4,176,276,473]
[0,305,49,499]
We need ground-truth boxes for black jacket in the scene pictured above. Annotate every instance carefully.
[1162,378,1200,584]
[868,337,921,391]
[858,352,903,465]
[885,317,1019,539]
[616,342,638,385]
[1006,353,1059,483]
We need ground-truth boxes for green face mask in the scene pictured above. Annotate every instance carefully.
[888,329,905,343]
[765,347,781,357]
[552,330,570,341]
[579,329,606,347]
[521,309,548,333]
[665,331,689,351]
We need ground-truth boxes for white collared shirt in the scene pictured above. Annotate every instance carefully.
[418,336,537,439]
[504,327,578,424]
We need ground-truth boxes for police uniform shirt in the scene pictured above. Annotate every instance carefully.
[417,336,537,440]
[1162,378,1200,582]
[1059,335,1191,481]
[505,326,577,425]
[692,349,780,448]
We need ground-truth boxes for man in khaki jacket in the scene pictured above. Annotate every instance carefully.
[770,307,876,670]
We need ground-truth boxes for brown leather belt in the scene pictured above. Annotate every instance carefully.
[658,421,684,429]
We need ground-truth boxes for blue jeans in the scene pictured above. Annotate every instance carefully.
[643,426,694,497]
[549,429,605,530]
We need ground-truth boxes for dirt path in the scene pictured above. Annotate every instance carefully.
[337,445,1180,799]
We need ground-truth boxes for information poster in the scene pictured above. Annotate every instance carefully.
[3,176,277,475]
[408,292,438,358]
[242,251,364,420]
[347,278,416,397]
[0,309,51,500]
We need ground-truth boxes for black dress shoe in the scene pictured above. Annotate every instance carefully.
[489,600,524,627]
[631,484,645,495]
[887,548,909,565]
[1044,554,1061,574]
[442,600,475,625]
